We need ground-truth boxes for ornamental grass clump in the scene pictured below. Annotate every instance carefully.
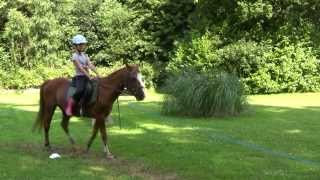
[162,71,247,117]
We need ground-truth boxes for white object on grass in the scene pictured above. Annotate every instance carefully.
[49,153,61,159]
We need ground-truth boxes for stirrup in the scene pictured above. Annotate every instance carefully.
[80,107,84,116]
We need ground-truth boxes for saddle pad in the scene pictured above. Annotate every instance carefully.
[66,79,98,105]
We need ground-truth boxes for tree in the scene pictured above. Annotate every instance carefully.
[3,9,32,69]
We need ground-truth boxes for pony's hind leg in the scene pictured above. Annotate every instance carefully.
[61,114,76,145]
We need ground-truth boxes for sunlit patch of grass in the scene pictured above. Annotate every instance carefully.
[285,129,302,134]
[248,92,320,108]
[139,123,180,133]
[111,129,146,135]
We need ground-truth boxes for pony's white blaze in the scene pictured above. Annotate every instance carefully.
[137,73,145,94]
[137,73,145,87]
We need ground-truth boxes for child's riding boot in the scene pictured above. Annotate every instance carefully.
[65,98,75,116]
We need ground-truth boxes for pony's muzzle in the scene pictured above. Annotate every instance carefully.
[136,88,145,101]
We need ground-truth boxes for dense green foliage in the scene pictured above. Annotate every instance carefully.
[177,0,320,94]
[1,0,320,93]
[162,71,247,117]
[168,34,320,94]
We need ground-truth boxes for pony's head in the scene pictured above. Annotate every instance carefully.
[124,64,146,101]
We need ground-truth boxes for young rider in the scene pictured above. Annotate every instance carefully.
[65,34,100,116]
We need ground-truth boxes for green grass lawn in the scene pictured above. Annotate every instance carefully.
[0,89,320,180]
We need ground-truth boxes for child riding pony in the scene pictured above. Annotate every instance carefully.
[33,64,146,159]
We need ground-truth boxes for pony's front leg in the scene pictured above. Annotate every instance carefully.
[97,117,114,160]
[91,115,113,127]
[61,115,75,145]
[86,122,99,153]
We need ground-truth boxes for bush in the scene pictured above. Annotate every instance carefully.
[162,71,247,117]
[262,42,320,93]
[168,34,320,94]
[0,47,10,70]
[216,40,272,93]
[167,32,220,74]
[139,62,154,89]
[0,65,74,89]
[0,68,40,89]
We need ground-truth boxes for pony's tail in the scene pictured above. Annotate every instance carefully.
[32,82,47,132]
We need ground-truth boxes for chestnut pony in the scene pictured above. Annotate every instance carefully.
[33,64,145,159]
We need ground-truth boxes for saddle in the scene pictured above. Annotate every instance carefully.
[66,78,99,116]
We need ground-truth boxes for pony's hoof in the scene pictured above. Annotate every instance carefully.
[81,150,90,158]
[45,145,52,152]
[106,154,115,160]
[71,145,81,154]
[69,138,76,145]
[85,148,91,155]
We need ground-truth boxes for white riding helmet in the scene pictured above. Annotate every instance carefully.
[72,34,87,45]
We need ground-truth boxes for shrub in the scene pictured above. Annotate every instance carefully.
[216,40,273,93]
[263,42,320,93]
[162,71,247,117]
[0,47,10,70]
[139,62,154,89]
[168,34,320,94]
[0,65,73,89]
[167,32,221,74]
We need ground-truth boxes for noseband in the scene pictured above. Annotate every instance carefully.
[124,72,144,96]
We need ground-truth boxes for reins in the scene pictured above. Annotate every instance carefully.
[116,97,121,129]
[97,79,123,129]
[95,69,139,130]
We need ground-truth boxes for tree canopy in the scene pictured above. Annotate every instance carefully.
[1,0,320,93]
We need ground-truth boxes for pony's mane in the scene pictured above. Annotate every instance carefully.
[100,65,139,83]
[102,66,127,81]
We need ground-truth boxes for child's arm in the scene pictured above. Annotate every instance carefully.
[73,60,91,79]
[88,59,100,77]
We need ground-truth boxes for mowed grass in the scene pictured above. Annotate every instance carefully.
[0,89,320,179]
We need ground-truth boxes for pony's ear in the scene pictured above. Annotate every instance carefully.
[123,59,130,69]
[125,63,132,71]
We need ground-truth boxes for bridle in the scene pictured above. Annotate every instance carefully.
[96,70,144,97]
